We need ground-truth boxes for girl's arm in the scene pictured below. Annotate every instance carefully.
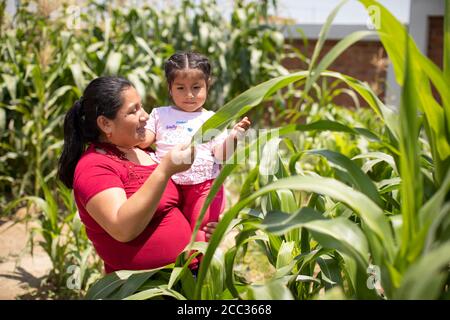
[213,117,251,162]
[138,129,156,149]
[85,144,194,243]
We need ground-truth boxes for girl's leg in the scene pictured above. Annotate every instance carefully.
[180,180,225,242]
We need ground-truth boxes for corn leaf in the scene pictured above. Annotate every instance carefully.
[397,33,423,266]
[261,208,369,269]
[307,149,383,207]
[123,287,187,300]
[395,242,450,299]
[194,174,394,298]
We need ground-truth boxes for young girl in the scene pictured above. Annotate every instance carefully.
[140,52,251,242]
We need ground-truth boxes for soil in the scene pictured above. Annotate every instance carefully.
[0,210,52,300]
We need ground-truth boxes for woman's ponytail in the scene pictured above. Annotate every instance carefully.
[57,98,86,188]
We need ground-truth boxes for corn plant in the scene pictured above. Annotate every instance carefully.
[86,0,450,300]
[5,174,102,298]
[190,0,450,299]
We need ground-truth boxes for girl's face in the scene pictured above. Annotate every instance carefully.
[106,87,149,147]
[170,69,208,112]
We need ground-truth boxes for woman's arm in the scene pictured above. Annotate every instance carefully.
[85,145,194,243]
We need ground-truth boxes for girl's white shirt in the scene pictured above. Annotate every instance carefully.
[145,106,227,185]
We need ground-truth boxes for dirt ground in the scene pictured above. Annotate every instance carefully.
[0,212,52,300]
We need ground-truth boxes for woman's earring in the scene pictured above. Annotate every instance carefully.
[107,132,112,139]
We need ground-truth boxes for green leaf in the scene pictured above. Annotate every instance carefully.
[246,277,294,300]
[317,256,342,289]
[277,189,297,214]
[31,65,45,102]
[39,174,58,231]
[308,149,383,207]
[352,152,398,175]
[47,85,73,109]
[261,209,369,269]
[397,32,423,265]
[238,165,260,201]
[201,247,226,300]
[85,273,125,300]
[167,267,183,290]
[259,137,282,179]
[256,177,392,260]
[395,242,450,299]
[276,241,295,270]
[135,36,156,60]
[322,71,400,142]
[123,287,187,300]
[104,51,122,75]
[416,170,450,254]
[85,267,171,300]
[261,208,325,234]
[304,31,376,95]
[0,107,6,133]
[168,242,205,299]
[307,0,349,76]
[2,74,18,100]
[308,219,369,269]
[112,271,154,299]
[70,63,86,91]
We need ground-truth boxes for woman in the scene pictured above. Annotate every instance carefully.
[57,76,216,273]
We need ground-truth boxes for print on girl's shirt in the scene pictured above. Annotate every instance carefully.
[163,124,191,145]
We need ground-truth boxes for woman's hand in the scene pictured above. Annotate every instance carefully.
[160,143,195,176]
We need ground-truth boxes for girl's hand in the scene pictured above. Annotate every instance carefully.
[160,143,195,176]
[230,117,251,141]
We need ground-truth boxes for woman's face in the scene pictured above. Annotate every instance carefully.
[107,86,149,147]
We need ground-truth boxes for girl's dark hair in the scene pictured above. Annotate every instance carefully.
[164,52,211,88]
[58,76,133,188]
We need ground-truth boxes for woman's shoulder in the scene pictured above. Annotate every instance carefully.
[75,146,126,177]
[73,146,127,207]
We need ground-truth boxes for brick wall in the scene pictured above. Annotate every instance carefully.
[427,16,443,102]
[278,17,443,108]
[427,16,443,68]
[282,39,388,107]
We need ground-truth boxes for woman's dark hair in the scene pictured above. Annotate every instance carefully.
[58,76,133,188]
[164,51,211,89]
